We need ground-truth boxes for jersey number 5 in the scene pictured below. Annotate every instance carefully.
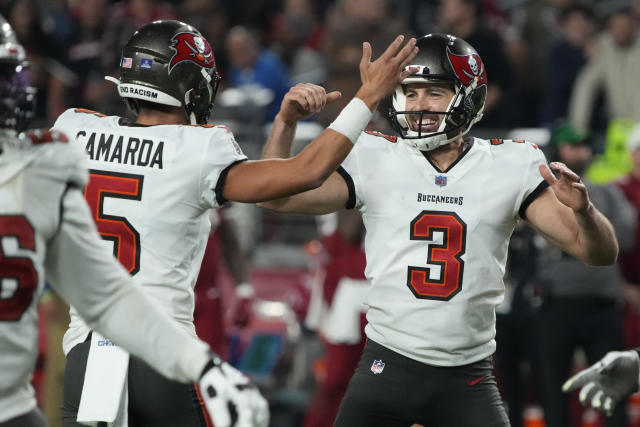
[0,216,38,321]
[408,211,467,301]
[85,170,143,275]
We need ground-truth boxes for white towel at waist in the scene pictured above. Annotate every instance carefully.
[77,331,129,426]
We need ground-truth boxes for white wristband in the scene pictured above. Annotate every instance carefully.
[328,97,373,144]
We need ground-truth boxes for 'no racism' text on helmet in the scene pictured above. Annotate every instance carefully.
[106,20,221,125]
[0,15,35,132]
[388,33,487,151]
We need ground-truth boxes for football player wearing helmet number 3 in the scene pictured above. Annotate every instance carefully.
[51,19,417,427]
[259,33,619,426]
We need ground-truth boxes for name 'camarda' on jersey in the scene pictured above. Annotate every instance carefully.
[80,131,165,169]
[53,107,247,355]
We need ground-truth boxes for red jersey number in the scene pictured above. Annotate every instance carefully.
[84,170,143,275]
[407,211,466,300]
[0,216,38,321]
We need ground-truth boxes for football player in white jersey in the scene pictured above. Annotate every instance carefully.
[0,17,267,427]
[52,19,418,427]
[258,33,619,426]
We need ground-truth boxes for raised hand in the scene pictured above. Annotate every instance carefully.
[539,162,590,212]
[562,350,640,416]
[356,35,419,109]
[278,83,342,125]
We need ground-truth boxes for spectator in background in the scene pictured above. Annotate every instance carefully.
[616,124,640,349]
[316,0,411,126]
[96,0,178,116]
[47,0,109,120]
[269,2,327,85]
[494,223,541,427]
[569,7,640,132]
[225,25,291,122]
[303,209,367,427]
[438,0,511,128]
[4,0,50,126]
[541,4,595,127]
[179,0,231,75]
[535,122,636,427]
[194,209,255,357]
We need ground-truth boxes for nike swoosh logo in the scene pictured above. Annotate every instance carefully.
[467,376,487,387]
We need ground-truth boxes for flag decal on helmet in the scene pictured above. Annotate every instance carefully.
[447,48,487,88]
[168,32,214,74]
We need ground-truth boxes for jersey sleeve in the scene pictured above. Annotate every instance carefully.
[337,136,365,210]
[44,187,210,383]
[198,126,248,209]
[517,141,549,219]
[28,127,89,189]
[58,135,89,189]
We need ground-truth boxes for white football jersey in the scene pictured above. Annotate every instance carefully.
[0,128,211,422]
[53,109,247,353]
[0,129,87,421]
[341,132,548,367]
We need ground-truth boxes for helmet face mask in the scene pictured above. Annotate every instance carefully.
[108,20,221,125]
[388,34,487,151]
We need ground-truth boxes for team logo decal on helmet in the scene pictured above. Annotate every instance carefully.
[169,32,214,73]
[447,49,487,88]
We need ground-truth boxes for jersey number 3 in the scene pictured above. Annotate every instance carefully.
[85,170,143,275]
[408,211,467,301]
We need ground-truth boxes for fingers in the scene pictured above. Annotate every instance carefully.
[549,162,581,182]
[603,396,614,416]
[591,389,604,410]
[579,381,597,404]
[378,35,405,61]
[394,37,418,66]
[563,366,598,392]
[400,64,421,80]
[538,164,558,186]
[326,90,342,104]
[287,83,332,113]
[360,41,372,70]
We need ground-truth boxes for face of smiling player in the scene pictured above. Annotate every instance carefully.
[403,82,455,134]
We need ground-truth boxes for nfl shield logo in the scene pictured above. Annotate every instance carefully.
[435,175,447,187]
[370,359,385,375]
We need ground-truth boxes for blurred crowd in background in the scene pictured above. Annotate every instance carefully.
[10,0,640,426]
